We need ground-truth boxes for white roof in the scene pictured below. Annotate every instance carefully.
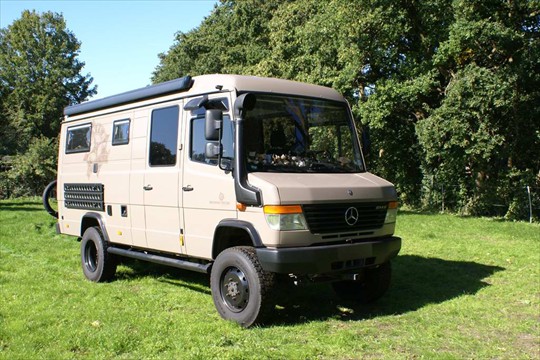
[191,74,345,103]
[64,74,346,119]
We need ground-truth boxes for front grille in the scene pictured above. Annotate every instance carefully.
[64,183,104,211]
[302,202,387,234]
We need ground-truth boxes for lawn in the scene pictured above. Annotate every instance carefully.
[1,199,539,359]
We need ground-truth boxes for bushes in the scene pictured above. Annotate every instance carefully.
[0,137,57,198]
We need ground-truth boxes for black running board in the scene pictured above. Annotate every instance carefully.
[107,247,211,274]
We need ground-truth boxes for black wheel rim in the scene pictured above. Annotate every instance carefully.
[84,242,98,272]
[220,266,249,312]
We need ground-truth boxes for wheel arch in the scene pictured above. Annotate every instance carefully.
[212,220,263,259]
[80,212,110,242]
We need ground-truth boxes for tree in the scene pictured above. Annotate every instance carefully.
[0,10,96,197]
[152,0,284,82]
[0,10,96,154]
[153,0,539,218]
[416,0,540,217]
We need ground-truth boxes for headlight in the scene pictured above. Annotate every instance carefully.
[385,201,398,224]
[264,205,308,231]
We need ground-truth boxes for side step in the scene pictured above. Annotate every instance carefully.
[107,247,211,274]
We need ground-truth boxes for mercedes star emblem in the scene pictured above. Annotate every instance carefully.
[345,207,359,226]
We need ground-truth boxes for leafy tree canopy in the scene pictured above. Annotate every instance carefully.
[152,0,281,82]
[0,10,96,197]
[0,10,96,154]
[153,0,539,219]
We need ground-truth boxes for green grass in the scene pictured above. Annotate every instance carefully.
[1,200,539,359]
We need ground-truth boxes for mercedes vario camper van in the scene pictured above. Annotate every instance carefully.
[47,74,401,326]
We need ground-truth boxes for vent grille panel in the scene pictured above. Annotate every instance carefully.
[64,183,104,211]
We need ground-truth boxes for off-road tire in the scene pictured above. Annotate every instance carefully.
[332,262,392,303]
[81,226,117,282]
[210,246,275,327]
[42,180,58,218]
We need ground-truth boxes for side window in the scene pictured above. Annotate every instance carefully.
[66,123,91,153]
[190,118,211,164]
[112,119,130,145]
[149,106,179,166]
[190,115,233,165]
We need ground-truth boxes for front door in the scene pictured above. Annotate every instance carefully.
[143,104,184,254]
[181,95,236,259]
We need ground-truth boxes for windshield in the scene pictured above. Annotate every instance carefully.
[243,94,364,173]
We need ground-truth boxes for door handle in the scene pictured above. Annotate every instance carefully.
[143,185,153,191]
[182,185,194,192]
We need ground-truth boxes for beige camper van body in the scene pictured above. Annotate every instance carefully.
[55,74,401,326]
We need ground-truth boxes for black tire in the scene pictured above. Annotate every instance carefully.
[332,262,392,303]
[210,246,275,327]
[81,226,117,282]
[42,180,58,218]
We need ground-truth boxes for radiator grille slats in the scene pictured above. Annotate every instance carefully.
[64,183,104,211]
[302,202,387,234]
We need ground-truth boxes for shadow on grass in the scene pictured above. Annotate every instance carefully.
[111,255,504,327]
[115,258,211,295]
[0,200,44,212]
[266,255,505,326]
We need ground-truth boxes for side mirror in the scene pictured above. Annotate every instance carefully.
[205,109,222,141]
[205,142,220,160]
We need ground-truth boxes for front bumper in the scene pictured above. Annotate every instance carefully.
[256,236,401,275]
